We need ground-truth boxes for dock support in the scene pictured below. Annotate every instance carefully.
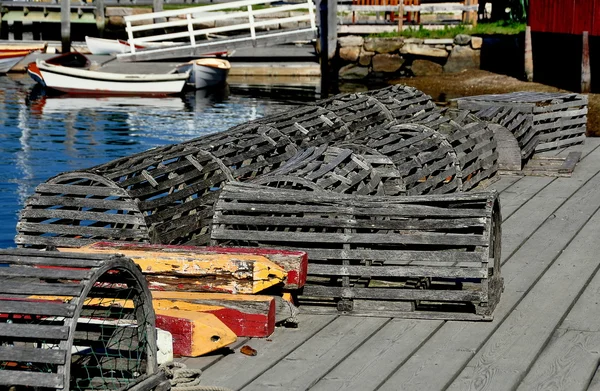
[318,0,337,99]
[524,25,533,82]
[61,0,71,53]
[582,31,591,93]
[95,0,105,37]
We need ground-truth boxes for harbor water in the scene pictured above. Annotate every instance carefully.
[0,74,307,248]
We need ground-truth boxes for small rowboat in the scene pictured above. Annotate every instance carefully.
[177,58,231,89]
[0,50,31,73]
[27,52,189,96]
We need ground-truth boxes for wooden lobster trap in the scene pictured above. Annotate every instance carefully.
[348,123,462,195]
[315,92,396,133]
[211,182,503,321]
[15,172,150,249]
[456,92,587,157]
[408,108,499,191]
[0,249,159,391]
[365,84,437,121]
[252,144,406,196]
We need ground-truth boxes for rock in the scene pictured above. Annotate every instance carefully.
[339,35,364,48]
[454,34,472,45]
[372,54,405,73]
[423,38,454,45]
[401,44,448,58]
[443,45,481,73]
[339,64,369,80]
[339,46,360,62]
[411,59,443,76]
[471,36,483,49]
[359,49,375,66]
[404,38,424,44]
[364,37,404,53]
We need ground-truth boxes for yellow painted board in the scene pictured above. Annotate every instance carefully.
[59,246,286,294]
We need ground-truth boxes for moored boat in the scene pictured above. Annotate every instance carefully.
[85,36,146,55]
[177,58,231,89]
[0,50,32,73]
[27,52,189,96]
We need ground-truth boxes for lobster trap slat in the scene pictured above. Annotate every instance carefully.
[252,144,406,196]
[0,249,157,391]
[211,182,503,320]
[348,123,463,195]
[16,173,150,249]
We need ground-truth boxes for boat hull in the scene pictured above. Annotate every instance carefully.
[0,51,29,73]
[35,60,188,96]
[192,63,229,89]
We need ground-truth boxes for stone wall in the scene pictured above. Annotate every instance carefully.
[337,34,483,81]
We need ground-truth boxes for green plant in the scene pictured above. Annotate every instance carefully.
[370,21,525,39]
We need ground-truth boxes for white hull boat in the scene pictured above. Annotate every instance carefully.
[27,53,189,96]
[0,50,31,73]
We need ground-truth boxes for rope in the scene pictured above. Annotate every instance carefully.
[160,362,234,391]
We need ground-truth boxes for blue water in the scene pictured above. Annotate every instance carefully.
[0,74,304,249]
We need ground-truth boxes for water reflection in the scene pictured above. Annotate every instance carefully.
[0,74,311,248]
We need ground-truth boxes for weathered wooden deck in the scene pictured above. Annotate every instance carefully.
[181,137,600,391]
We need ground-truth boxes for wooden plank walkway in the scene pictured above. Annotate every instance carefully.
[181,137,600,391]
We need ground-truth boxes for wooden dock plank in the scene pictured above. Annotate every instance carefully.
[240,317,388,391]
[486,175,521,194]
[501,140,600,263]
[198,314,337,390]
[375,140,600,391]
[445,207,600,391]
[516,248,600,391]
[516,330,600,391]
[498,176,554,220]
[310,319,443,391]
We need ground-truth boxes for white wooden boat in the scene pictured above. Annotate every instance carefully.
[177,58,231,89]
[0,50,31,73]
[85,36,228,57]
[85,36,148,55]
[27,52,189,96]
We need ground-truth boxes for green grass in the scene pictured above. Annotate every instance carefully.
[372,21,526,39]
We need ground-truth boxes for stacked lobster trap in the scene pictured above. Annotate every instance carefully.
[14,84,589,321]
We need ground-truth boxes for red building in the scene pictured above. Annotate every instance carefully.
[529,0,600,36]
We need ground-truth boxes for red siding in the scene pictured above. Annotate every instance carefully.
[530,0,599,36]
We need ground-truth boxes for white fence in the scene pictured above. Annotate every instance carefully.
[120,0,316,57]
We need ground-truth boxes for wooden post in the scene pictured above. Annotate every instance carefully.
[95,0,105,37]
[470,0,477,26]
[524,25,533,82]
[397,2,403,32]
[153,0,166,23]
[582,31,591,93]
[61,0,71,53]
[462,0,469,24]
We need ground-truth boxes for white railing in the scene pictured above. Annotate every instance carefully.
[123,0,317,55]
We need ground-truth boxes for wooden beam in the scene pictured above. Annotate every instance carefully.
[152,292,276,337]
[582,31,591,93]
[59,244,287,294]
[155,310,237,357]
[69,242,308,289]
